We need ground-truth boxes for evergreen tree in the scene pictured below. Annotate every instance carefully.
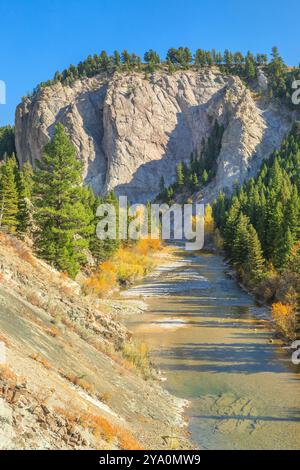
[232,213,251,268]
[159,175,165,193]
[224,49,234,67]
[212,191,227,229]
[216,125,300,287]
[33,124,94,277]
[285,186,299,239]
[195,49,206,67]
[113,50,121,68]
[88,189,121,265]
[223,197,241,258]
[288,242,300,277]
[215,52,223,65]
[99,50,110,70]
[15,164,32,237]
[232,214,265,283]
[202,169,208,185]
[0,126,16,160]
[246,224,265,282]
[22,161,34,198]
[121,50,131,67]
[0,157,19,233]
[245,55,256,80]
[176,162,185,188]
[144,50,160,65]
[192,173,199,191]
[166,186,174,204]
[167,59,175,74]
[273,227,294,270]
[234,51,244,66]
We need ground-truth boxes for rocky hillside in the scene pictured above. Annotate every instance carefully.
[0,233,190,450]
[15,69,293,203]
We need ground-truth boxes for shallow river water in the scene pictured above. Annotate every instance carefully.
[123,251,300,450]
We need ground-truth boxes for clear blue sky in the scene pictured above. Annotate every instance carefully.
[0,0,299,126]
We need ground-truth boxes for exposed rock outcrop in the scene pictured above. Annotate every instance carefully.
[15,70,293,202]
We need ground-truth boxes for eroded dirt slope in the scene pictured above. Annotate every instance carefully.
[0,233,190,450]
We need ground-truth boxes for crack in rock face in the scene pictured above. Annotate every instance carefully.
[15,70,292,203]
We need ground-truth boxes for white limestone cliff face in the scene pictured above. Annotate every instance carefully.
[15,70,292,202]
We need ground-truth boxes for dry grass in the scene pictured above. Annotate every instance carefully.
[54,406,143,450]
[121,340,151,378]
[0,365,17,383]
[96,391,112,404]
[25,289,45,309]
[5,236,36,267]
[46,299,65,319]
[45,326,60,338]
[117,427,143,450]
[80,412,143,449]
[62,371,95,394]
[29,352,52,370]
[60,284,72,296]
[0,332,11,348]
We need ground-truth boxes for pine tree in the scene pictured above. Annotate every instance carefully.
[0,126,16,160]
[0,157,19,233]
[166,186,174,204]
[113,51,121,68]
[22,161,34,198]
[285,186,299,239]
[288,242,300,276]
[202,170,208,185]
[176,162,185,188]
[247,224,265,282]
[167,58,176,74]
[245,56,256,80]
[15,165,31,237]
[266,200,283,260]
[195,49,206,67]
[232,214,265,283]
[224,49,234,67]
[212,191,227,229]
[99,50,110,70]
[273,227,295,271]
[88,189,121,265]
[223,197,241,258]
[144,50,160,65]
[232,213,251,268]
[192,173,199,191]
[159,175,165,194]
[33,124,94,277]
[121,50,131,67]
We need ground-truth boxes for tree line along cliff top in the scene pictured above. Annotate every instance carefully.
[23,46,299,110]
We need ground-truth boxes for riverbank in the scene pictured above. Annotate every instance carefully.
[123,249,300,450]
[0,234,193,450]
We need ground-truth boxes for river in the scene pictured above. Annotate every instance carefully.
[123,250,300,450]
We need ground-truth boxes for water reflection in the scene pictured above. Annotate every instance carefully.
[124,252,300,450]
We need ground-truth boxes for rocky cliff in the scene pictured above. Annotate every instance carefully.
[15,69,293,202]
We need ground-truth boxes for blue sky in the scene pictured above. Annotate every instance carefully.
[0,0,299,126]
